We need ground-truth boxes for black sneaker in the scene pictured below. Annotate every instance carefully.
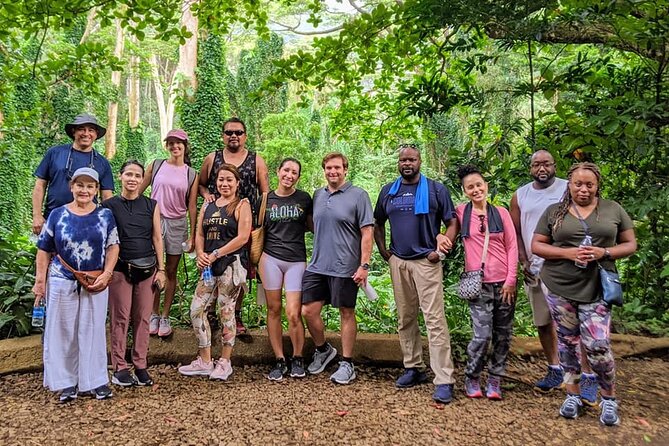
[59,386,78,403]
[93,384,113,400]
[111,369,135,387]
[268,359,288,381]
[289,357,306,378]
[134,368,154,386]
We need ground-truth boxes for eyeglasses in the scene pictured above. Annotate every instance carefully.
[399,143,418,150]
[530,161,555,169]
[224,130,245,136]
[65,148,95,181]
[478,215,486,234]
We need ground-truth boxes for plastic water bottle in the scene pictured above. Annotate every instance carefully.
[181,241,196,259]
[32,298,45,327]
[575,235,593,268]
[363,282,378,301]
[29,233,39,244]
[437,250,447,261]
[202,266,215,286]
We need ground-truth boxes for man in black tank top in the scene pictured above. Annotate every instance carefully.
[198,117,269,334]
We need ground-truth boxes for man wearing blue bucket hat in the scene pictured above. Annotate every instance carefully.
[32,113,115,234]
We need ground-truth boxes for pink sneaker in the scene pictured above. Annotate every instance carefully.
[210,358,233,381]
[178,357,214,377]
[158,317,172,337]
[149,314,160,335]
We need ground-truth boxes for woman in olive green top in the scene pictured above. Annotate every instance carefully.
[532,162,636,427]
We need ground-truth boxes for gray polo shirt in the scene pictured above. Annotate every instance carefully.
[307,181,374,278]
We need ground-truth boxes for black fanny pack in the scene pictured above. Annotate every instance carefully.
[211,255,235,277]
[117,256,156,284]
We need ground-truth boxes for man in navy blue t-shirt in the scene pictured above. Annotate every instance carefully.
[374,144,458,404]
[32,114,115,234]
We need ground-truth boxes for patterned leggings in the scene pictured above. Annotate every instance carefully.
[465,283,516,378]
[545,292,615,392]
[190,268,241,349]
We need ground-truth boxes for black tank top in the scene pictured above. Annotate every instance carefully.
[202,201,243,257]
[208,150,259,213]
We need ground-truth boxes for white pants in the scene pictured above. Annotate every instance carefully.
[43,276,109,392]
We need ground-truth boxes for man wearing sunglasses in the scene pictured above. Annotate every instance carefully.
[198,117,269,334]
[510,150,598,406]
[373,144,458,404]
[32,114,115,235]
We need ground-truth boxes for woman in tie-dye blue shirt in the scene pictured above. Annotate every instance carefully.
[33,167,120,403]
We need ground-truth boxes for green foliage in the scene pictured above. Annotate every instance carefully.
[124,125,147,164]
[0,233,36,339]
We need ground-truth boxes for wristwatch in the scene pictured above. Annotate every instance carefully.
[603,249,612,261]
[360,263,370,270]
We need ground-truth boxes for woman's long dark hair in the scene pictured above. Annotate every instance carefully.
[215,163,241,216]
[552,162,602,231]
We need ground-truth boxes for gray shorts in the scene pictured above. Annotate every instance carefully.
[161,216,188,256]
[525,279,553,327]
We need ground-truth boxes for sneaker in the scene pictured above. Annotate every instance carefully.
[307,343,337,375]
[330,361,356,385]
[486,375,502,400]
[59,386,78,403]
[210,358,233,381]
[134,368,154,386]
[178,356,214,377]
[235,312,247,335]
[599,397,621,426]
[289,357,306,379]
[433,384,454,404]
[535,366,564,392]
[111,369,135,387]
[580,373,598,406]
[158,316,172,337]
[395,368,429,388]
[149,314,160,335]
[93,384,113,400]
[268,359,288,381]
[559,393,583,419]
[464,376,483,398]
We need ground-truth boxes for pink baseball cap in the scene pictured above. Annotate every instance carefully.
[164,129,188,142]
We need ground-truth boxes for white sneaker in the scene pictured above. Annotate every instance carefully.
[158,316,172,337]
[178,356,214,377]
[210,358,233,381]
[149,314,160,335]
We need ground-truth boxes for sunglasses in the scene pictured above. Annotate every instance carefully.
[478,214,486,234]
[399,143,418,150]
[224,130,245,136]
[65,148,95,181]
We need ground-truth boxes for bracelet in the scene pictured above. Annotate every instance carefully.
[157,268,165,272]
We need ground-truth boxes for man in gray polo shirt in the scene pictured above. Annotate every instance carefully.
[301,152,374,385]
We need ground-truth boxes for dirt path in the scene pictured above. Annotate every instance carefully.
[0,357,667,445]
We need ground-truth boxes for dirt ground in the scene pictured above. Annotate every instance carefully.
[0,356,667,446]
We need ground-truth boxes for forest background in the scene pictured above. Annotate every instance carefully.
[1,0,668,352]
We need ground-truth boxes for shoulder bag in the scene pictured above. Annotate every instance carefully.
[458,224,490,301]
[249,192,268,265]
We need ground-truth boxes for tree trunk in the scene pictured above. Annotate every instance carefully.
[128,35,140,129]
[105,20,124,159]
[150,54,170,140]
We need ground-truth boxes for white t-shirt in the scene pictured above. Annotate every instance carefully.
[516,178,568,264]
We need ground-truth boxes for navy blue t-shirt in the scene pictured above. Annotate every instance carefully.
[374,179,456,260]
[34,144,115,217]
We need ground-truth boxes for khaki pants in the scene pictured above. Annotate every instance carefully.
[389,256,455,385]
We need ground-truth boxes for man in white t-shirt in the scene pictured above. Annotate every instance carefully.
[510,150,598,406]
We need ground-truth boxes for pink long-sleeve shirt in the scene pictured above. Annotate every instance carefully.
[455,204,518,287]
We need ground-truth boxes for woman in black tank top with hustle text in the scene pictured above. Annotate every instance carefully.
[103,161,165,388]
[179,163,252,381]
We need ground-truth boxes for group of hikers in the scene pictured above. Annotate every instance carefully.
[31,113,636,428]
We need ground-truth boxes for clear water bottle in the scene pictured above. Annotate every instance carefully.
[32,298,45,327]
[202,266,215,286]
[437,250,447,261]
[181,241,196,259]
[29,233,39,244]
[575,235,593,268]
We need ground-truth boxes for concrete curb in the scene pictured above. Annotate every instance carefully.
[1,329,668,375]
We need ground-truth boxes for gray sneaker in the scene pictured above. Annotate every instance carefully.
[307,343,337,375]
[330,361,356,385]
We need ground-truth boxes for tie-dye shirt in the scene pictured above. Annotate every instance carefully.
[37,205,119,280]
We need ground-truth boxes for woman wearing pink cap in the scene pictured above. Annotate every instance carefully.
[140,129,199,337]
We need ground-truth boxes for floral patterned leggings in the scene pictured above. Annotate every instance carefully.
[545,291,615,392]
[190,268,241,349]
